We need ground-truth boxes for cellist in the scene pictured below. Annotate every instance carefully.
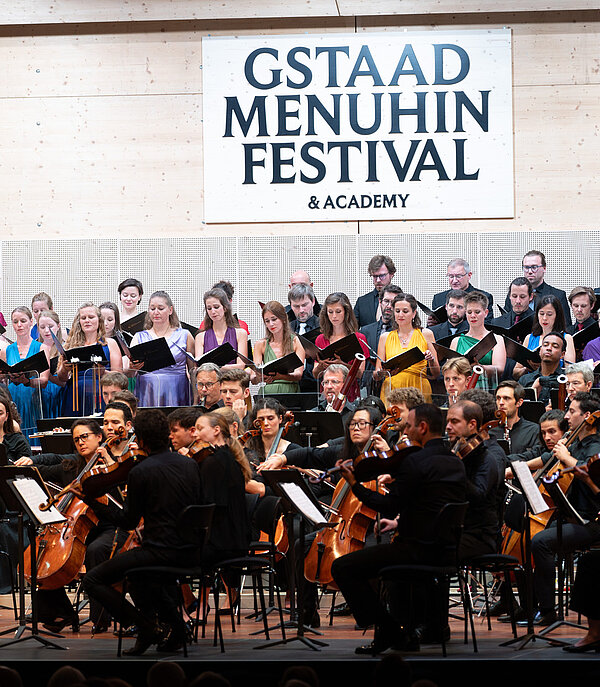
[525,391,600,627]
[331,404,466,654]
[14,413,129,634]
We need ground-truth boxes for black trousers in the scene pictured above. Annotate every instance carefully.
[531,522,600,612]
[570,550,600,621]
[331,541,431,631]
[83,545,198,635]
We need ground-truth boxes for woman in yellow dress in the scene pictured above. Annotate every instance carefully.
[375,293,439,401]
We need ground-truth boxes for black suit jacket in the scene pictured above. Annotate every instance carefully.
[354,288,380,328]
[290,315,319,392]
[504,281,572,327]
[567,316,596,336]
[429,319,469,341]
[359,318,391,369]
[432,284,494,323]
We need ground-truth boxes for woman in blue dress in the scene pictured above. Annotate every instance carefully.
[38,310,67,419]
[1,307,50,441]
[131,291,194,407]
[514,295,575,379]
[57,303,122,416]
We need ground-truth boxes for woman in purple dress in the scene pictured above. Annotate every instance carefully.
[131,291,194,407]
[194,288,248,369]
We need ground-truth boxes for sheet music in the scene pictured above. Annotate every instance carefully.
[512,461,550,515]
[280,482,326,525]
[11,478,67,526]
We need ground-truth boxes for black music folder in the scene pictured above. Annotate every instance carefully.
[121,311,147,338]
[128,336,176,372]
[572,322,600,351]
[0,350,49,376]
[416,300,448,324]
[382,346,426,372]
[298,332,364,364]
[502,337,541,369]
[180,320,200,339]
[261,352,304,376]
[180,341,238,368]
[433,331,496,365]
[489,315,534,343]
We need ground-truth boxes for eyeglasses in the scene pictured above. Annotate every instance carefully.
[523,265,543,272]
[73,433,93,444]
[371,272,389,281]
[197,381,217,389]
[380,298,395,306]
[447,273,467,281]
[348,420,374,430]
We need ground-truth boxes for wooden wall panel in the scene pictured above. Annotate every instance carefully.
[340,1,600,16]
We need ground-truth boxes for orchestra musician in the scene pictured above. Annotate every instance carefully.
[82,409,204,655]
[441,357,473,406]
[330,404,466,654]
[243,397,302,466]
[167,407,203,453]
[194,288,248,369]
[219,368,251,423]
[99,370,128,406]
[564,362,594,402]
[252,301,305,394]
[524,392,600,626]
[195,363,224,412]
[489,381,541,455]
[519,331,566,406]
[311,363,356,418]
[375,293,439,401]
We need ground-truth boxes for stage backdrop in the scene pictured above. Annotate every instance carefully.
[202,29,513,223]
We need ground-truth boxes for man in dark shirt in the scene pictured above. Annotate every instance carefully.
[196,363,224,412]
[430,289,469,341]
[310,363,355,419]
[445,400,502,561]
[360,285,403,369]
[489,381,541,458]
[505,250,571,326]
[288,283,319,392]
[83,409,202,654]
[567,287,597,335]
[330,404,466,654]
[354,255,397,328]
[492,277,534,336]
[526,392,600,626]
[431,259,494,324]
[520,331,566,405]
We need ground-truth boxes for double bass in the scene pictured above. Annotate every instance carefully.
[303,408,402,589]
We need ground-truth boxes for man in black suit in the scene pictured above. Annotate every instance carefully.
[431,258,494,324]
[288,283,319,391]
[360,284,403,368]
[504,250,571,326]
[567,286,597,334]
[354,255,396,328]
[493,277,534,335]
[430,289,469,341]
[331,404,466,654]
[285,270,321,317]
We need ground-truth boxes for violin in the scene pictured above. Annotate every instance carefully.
[451,410,507,460]
[186,439,217,464]
[543,453,600,488]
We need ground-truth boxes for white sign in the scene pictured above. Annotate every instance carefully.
[202,30,513,223]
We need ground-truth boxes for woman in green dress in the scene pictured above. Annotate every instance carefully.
[450,291,506,389]
[252,300,305,394]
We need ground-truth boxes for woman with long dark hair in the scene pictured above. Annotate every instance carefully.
[195,288,248,369]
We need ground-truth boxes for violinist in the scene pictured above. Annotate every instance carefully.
[504,409,567,475]
[99,370,128,406]
[527,392,600,627]
[82,409,203,655]
[167,407,203,453]
[15,418,125,634]
[244,398,302,467]
[331,404,466,654]
[445,400,503,561]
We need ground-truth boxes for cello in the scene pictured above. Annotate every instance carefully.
[303,408,402,589]
[24,429,128,590]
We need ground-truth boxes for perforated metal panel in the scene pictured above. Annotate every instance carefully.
[1,231,600,340]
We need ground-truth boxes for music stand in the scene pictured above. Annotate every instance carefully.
[258,469,333,651]
[537,477,588,637]
[0,466,67,649]
[285,411,345,447]
[500,462,568,649]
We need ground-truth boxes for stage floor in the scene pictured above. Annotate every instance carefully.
[0,592,598,687]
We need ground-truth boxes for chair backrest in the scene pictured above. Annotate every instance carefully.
[504,493,527,533]
[176,504,215,553]
[434,502,469,545]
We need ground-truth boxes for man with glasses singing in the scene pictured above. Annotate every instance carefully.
[504,250,571,326]
[354,255,397,327]
[431,258,494,324]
